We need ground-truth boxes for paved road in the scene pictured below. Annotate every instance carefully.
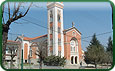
[14,63,112,69]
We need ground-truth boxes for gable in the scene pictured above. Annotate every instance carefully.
[15,36,22,42]
[64,27,81,36]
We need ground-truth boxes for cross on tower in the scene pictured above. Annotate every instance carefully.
[72,22,74,27]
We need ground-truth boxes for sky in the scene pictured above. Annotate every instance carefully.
[4,2,113,51]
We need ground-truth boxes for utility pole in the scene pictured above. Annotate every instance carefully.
[21,34,24,70]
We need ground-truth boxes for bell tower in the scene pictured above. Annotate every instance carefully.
[47,2,64,57]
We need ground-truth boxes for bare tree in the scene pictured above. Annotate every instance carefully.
[2,2,32,65]
[8,46,17,69]
[35,40,47,69]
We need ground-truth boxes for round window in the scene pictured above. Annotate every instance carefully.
[70,40,75,47]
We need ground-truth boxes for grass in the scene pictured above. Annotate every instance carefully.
[23,63,33,66]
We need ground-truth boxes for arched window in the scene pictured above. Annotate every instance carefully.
[24,43,28,59]
[50,27,53,34]
[57,10,61,22]
[70,37,79,52]
[75,56,77,64]
[50,10,53,22]
[74,47,75,51]
[70,40,75,52]
[71,56,74,64]
[30,49,32,57]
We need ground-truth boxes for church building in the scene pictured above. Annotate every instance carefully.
[7,2,84,66]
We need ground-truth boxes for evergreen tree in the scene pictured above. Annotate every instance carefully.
[106,36,113,65]
[90,34,100,46]
[85,33,105,68]
[100,51,110,68]
[107,36,113,54]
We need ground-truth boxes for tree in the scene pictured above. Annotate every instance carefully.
[85,33,105,68]
[97,36,113,68]
[106,36,113,65]
[8,46,17,69]
[107,36,113,54]
[99,50,108,68]
[90,33,100,46]
[84,53,91,66]
[2,2,32,65]
[35,40,47,69]
[107,52,113,66]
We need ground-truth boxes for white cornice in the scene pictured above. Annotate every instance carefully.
[47,2,64,8]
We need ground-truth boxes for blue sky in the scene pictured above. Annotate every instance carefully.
[4,2,113,51]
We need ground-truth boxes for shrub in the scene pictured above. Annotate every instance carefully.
[43,55,66,67]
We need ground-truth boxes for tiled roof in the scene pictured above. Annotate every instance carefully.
[7,40,20,43]
[23,34,47,41]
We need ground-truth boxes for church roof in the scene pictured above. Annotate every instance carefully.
[7,40,21,46]
[17,34,47,41]
[23,34,47,41]
[63,27,81,35]
[7,40,20,44]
